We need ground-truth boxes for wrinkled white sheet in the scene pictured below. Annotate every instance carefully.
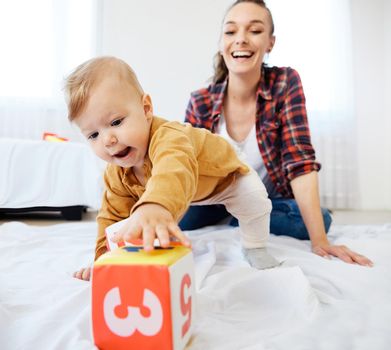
[0,221,390,350]
[0,139,104,209]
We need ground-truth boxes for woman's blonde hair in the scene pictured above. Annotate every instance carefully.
[213,0,274,84]
[64,56,144,121]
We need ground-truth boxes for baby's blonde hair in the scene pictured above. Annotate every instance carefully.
[64,56,144,121]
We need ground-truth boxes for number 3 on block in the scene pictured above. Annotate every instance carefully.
[103,287,163,337]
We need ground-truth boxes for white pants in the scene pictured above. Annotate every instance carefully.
[192,167,271,249]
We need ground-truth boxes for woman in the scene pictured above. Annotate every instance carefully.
[180,0,372,266]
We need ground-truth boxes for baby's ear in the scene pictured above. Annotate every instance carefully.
[142,94,153,119]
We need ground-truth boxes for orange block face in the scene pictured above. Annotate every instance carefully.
[91,246,194,350]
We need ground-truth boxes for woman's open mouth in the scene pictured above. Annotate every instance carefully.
[231,50,254,59]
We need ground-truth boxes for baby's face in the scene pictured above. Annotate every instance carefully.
[75,77,153,169]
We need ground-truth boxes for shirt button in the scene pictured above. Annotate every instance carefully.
[275,122,279,127]
[276,181,280,186]
[267,162,271,166]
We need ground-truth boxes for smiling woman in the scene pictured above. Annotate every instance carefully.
[180,0,373,267]
[0,0,99,140]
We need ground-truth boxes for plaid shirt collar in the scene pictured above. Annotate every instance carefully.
[210,67,273,119]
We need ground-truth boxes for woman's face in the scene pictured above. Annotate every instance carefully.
[220,2,275,78]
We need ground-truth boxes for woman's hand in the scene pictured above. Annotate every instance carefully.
[312,241,373,267]
[112,203,191,251]
[290,172,373,267]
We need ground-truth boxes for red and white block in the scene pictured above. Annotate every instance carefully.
[91,221,195,350]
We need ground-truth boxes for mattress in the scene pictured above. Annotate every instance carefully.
[0,138,104,210]
[0,221,390,349]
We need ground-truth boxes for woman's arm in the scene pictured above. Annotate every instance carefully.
[291,171,373,266]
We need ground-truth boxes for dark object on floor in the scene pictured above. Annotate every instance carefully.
[0,206,87,221]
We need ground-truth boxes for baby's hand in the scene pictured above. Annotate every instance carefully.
[73,266,92,281]
[112,203,191,251]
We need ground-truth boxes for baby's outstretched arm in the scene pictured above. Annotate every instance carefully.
[112,203,191,251]
[73,205,190,280]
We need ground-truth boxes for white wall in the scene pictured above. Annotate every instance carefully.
[351,0,391,210]
[100,0,232,120]
[100,0,391,210]
[385,0,391,209]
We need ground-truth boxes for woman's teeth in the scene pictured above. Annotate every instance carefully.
[232,51,253,58]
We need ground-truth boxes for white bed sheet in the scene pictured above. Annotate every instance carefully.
[0,138,104,210]
[0,221,390,350]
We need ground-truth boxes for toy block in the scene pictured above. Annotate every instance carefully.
[91,244,195,350]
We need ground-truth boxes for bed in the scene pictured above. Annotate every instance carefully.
[0,138,104,220]
[0,220,390,349]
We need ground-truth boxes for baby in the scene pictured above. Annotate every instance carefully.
[64,56,279,280]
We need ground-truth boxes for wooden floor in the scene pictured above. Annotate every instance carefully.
[332,210,391,225]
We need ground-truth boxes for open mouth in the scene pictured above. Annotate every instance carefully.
[231,50,254,59]
[113,147,131,158]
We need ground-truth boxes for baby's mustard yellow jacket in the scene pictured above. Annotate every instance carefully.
[95,116,249,260]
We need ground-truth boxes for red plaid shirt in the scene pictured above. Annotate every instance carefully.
[185,66,320,198]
